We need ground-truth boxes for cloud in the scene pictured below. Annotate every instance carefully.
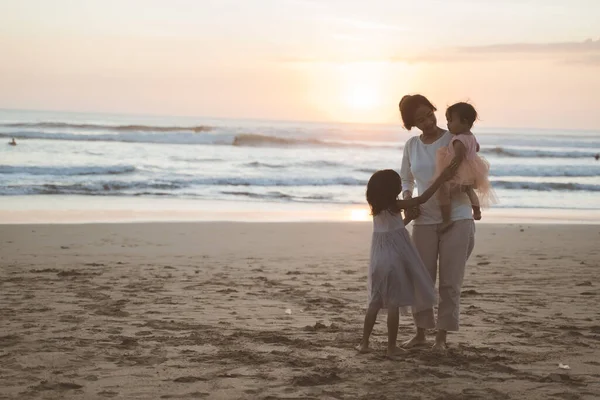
[397,38,600,65]
[283,0,407,33]
[331,33,366,42]
[460,38,599,54]
[278,38,600,66]
[324,16,407,32]
[565,54,600,65]
[280,53,493,65]
[279,56,392,65]
[457,38,600,65]
[391,53,466,64]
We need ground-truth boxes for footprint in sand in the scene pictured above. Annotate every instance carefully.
[292,371,341,386]
[0,334,21,347]
[160,392,210,399]
[31,381,83,391]
[172,376,209,383]
[97,391,119,398]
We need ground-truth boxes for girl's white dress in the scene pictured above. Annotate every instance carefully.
[368,210,436,312]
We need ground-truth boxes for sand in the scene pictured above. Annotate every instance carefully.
[1,222,599,399]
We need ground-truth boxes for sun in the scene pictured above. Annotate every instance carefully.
[344,83,380,111]
[303,60,415,123]
[332,61,404,122]
[339,62,384,113]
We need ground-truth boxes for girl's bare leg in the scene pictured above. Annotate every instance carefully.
[358,304,379,353]
[386,306,404,358]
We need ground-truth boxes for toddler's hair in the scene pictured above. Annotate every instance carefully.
[446,102,478,128]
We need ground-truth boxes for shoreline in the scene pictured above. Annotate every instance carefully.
[2,209,598,225]
[1,196,599,225]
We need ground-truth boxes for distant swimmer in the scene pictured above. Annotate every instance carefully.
[595,153,599,161]
[8,138,17,146]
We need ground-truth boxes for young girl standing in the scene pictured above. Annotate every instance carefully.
[359,167,453,358]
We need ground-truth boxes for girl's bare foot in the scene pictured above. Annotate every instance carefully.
[357,342,371,354]
[401,334,427,348]
[386,346,406,359]
[431,341,448,352]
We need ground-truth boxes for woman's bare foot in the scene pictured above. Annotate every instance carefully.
[386,346,406,359]
[431,341,448,352]
[401,334,427,348]
[432,330,448,352]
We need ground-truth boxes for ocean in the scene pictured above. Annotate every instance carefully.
[1,109,599,222]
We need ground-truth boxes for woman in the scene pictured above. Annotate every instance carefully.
[399,94,476,350]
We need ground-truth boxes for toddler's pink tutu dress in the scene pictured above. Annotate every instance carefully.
[433,133,497,207]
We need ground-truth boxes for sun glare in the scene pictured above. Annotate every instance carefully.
[349,208,370,221]
[344,83,380,111]
[340,62,385,112]
[304,60,414,123]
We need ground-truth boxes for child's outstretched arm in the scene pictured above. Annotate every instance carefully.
[396,164,457,209]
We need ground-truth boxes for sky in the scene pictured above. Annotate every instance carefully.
[0,0,599,129]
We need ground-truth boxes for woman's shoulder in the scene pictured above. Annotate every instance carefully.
[404,135,419,148]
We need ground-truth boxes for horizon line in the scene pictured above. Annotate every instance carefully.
[1,107,599,133]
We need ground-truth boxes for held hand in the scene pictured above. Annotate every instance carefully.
[404,206,420,221]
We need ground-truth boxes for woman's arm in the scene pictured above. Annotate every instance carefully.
[400,139,415,199]
[400,139,420,221]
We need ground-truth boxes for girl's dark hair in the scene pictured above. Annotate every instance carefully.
[398,94,437,130]
[366,169,401,216]
[446,102,478,127]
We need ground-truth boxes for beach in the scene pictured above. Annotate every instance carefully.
[1,222,599,399]
[3,1,600,398]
